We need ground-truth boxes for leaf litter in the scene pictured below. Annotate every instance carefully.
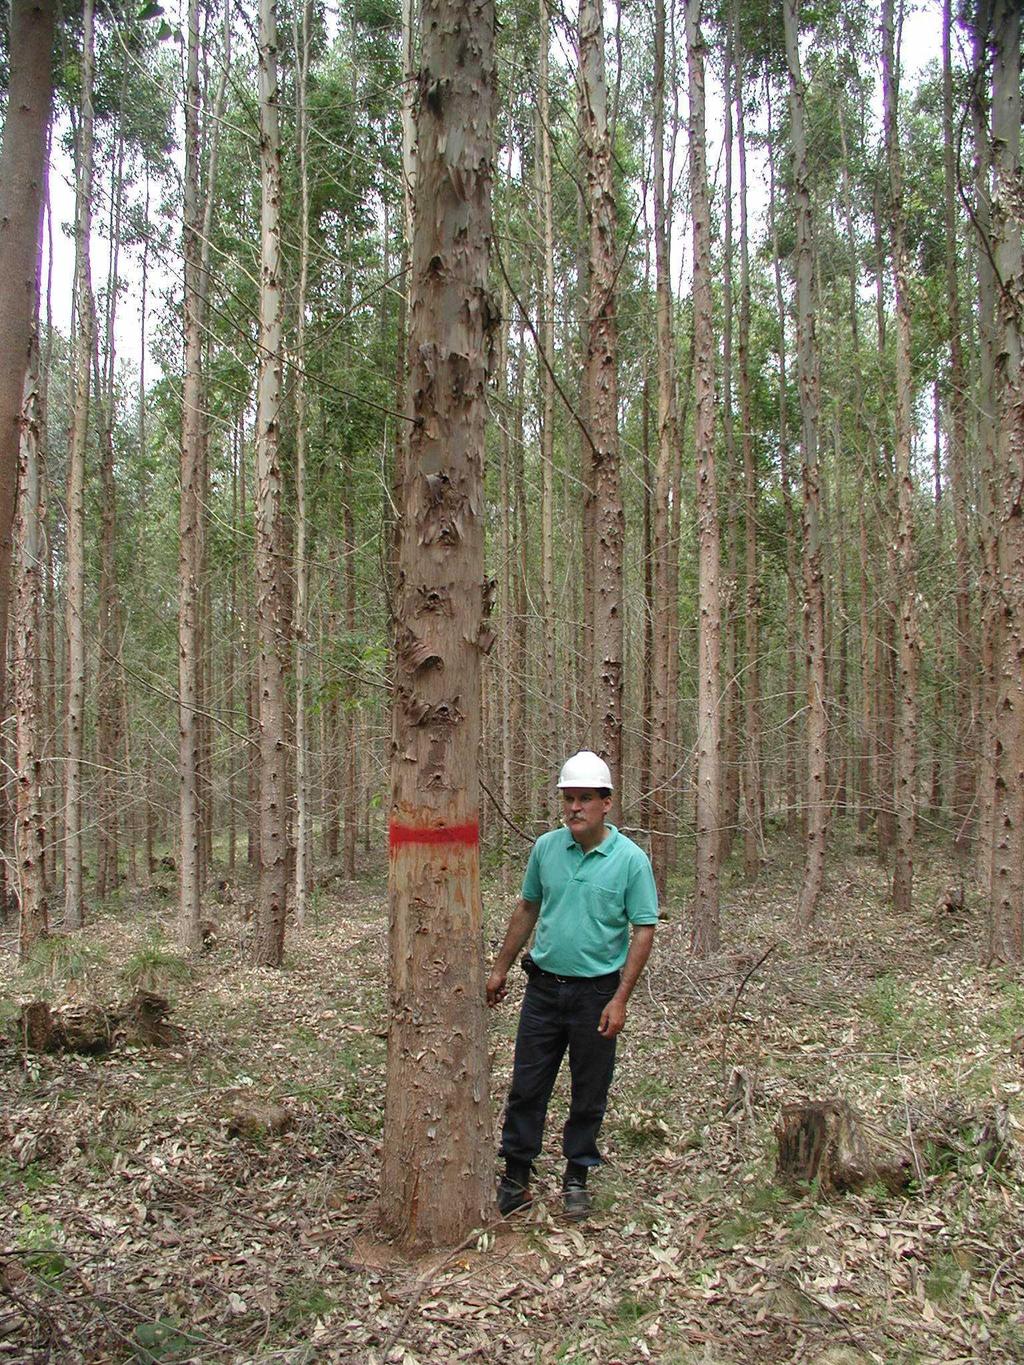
[0,843,1022,1362]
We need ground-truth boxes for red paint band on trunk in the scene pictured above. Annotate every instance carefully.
[389,821,480,850]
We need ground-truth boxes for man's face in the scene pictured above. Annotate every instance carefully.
[561,788,612,849]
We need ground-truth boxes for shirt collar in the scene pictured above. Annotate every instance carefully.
[564,823,618,855]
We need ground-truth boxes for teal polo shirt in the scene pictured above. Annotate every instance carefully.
[522,824,658,977]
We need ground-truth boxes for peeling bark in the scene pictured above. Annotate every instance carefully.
[381,0,497,1249]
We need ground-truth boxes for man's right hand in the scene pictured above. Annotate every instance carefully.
[486,969,508,1007]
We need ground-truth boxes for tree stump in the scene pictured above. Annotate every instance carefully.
[225,1098,293,1140]
[59,1004,114,1055]
[775,1100,875,1193]
[777,1100,916,1194]
[123,991,184,1048]
[21,1001,60,1053]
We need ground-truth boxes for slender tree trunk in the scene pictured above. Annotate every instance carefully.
[15,332,47,955]
[39,234,56,896]
[882,0,919,916]
[579,0,623,812]
[178,0,207,949]
[686,0,720,957]
[985,0,1023,961]
[0,0,56,825]
[342,499,357,878]
[871,186,897,861]
[766,82,799,836]
[292,0,313,923]
[943,0,975,854]
[972,0,999,893]
[735,22,761,877]
[649,0,677,894]
[537,0,558,829]
[64,0,97,932]
[95,127,126,902]
[253,0,289,967]
[719,33,739,866]
[930,385,944,816]
[786,0,828,926]
[512,319,528,820]
[381,0,497,1249]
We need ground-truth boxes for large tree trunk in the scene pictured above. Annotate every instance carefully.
[686,0,721,957]
[0,0,56,803]
[578,0,623,814]
[785,0,828,927]
[253,0,289,968]
[64,0,97,932]
[985,0,1024,961]
[882,0,920,917]
[381,0,497,1250]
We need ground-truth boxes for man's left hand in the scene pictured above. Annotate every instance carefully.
[598,996,626,1038]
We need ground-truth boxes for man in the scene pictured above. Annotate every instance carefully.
[486,751,658,1221]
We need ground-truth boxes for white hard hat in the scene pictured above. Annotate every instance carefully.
[557,751,613,791]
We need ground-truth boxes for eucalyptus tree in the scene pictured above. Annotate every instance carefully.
[985,0,1023,961]
[0,0,55,736]
[578,0,624,814]
[0,0,56,924]
[784,0,827,927]
[381,0,497,1247]
[881,0,919,916]
[648,0,679,895]
[733,2,761,879]
[942,0,975,853]
[14,333,46,955]
[64,0,98,931]
[252,0,289,968]
[178,0,230,951]
[686,0,721,957]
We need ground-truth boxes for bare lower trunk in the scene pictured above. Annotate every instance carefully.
[381,0,497,1249]
[786,0,828,926]
[986,0,1024,961]
[537,0,558,829]
[686,0,721,957]
[579,0,623,811]
[15,336,48,956]
[650,0,677,894]
[973,2,999,894]
[735,25,761,878]
[882,0,919,916]
[943,0,975,853]
[64,0,97,931]
[0,0,56,797]
[292,0,312,923]
[253,0,289,967]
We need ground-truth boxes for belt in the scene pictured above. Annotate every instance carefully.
[525,958,619,986]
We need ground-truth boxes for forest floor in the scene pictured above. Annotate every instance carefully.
[1,831,1023,1364]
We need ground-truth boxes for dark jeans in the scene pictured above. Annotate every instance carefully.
[499,962,620,1170]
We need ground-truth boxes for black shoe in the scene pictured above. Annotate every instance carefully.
[562,1180,591,1221]
[497,1163,532,1217]
[562,1162,591,1221]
